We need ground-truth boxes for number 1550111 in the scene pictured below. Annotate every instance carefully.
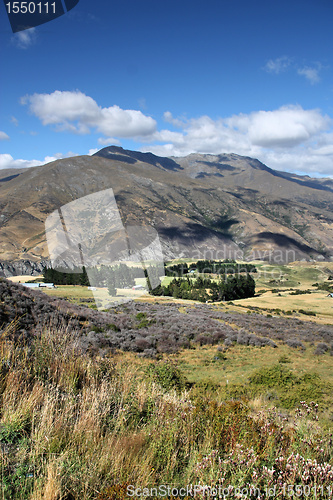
[5,2,56,14]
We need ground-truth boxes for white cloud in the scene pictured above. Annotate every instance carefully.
[264,58,325,86]
[149,106,331,153]
[18,90,333,177]
[0,151,78,170]
[264,56,291,74]
[22,90,157,139]
[297,65,321,84]
[10,116,18,126]
[0,154,44,169]
[163,111,186,127]
[12,28,37,49]
[142,106,333,177]
[0,131,9,141]
[97,137,121,146]
[259,148,333,177]
[227,106,330,148]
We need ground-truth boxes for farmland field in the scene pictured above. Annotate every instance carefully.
[24,260,333,323]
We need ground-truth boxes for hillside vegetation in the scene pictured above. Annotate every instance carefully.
[1,277,333,498]
[1,321,333,499]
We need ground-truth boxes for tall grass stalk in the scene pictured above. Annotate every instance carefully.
[0,322,332,499]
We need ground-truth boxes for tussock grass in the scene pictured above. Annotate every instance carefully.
[1,322,333,499]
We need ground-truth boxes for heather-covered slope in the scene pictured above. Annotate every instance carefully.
[1,279,332,357]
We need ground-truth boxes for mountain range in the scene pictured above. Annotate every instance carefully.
[0,146,332,275]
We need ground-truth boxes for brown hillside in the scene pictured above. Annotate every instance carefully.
[0,146,332,267]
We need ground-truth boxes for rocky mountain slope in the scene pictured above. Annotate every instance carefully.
[0,146,332,274]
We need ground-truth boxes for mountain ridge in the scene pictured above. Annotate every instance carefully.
[0,146,332,272]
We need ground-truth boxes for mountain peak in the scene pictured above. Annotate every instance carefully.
[93,146,183,171]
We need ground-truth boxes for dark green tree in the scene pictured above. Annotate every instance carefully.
[80,266,90,286]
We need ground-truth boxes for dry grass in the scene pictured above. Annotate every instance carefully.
[172,341,333,389]
[2,261,333,498]
[6,275,44,284]
[1,321,333,499]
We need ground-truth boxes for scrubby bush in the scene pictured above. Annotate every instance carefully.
[299,309,316,316]
[250,364,297,387]
[314,343,329,355]
[145,360,188,392]
[245,365,329,409]
[285,338,306,350]
[1,279,333,360]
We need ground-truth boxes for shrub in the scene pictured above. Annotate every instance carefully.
[314,343,329,355]
[91,325,104,333]
[145,361,188,392]
[2,279,333,361]
[249,364,297,388]
[106,323,121,332]
[278,355,291,364]
[299,309,316,316]
[285,338,305,349]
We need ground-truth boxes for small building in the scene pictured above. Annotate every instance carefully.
[132,284,145,290]
[22,282,55,289]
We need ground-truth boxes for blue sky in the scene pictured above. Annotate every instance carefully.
[1,0,333,177]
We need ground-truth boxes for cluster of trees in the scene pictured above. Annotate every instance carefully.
[104,265,161,297]
[42,264,143,291]
[88,264,143,296]
[150,274,256,302]
[165,263,190,277]
[165,259,257,277]
[42,266,90,286]
[42,259,256,301]
[42,264,161,297]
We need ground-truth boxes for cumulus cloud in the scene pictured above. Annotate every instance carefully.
[21,90,157,139]
[17,89,333,177]
[227,106,330,148]
[12,28,37,49]
[264,56,291,74]
[0,131,9,141]
[297,65,321,84]
[0,151,78,170]
[0,154,46,169]
[149,106,331,152]
[142,106,333,177]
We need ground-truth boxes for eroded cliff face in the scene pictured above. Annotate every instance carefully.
[0,260,49,277]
